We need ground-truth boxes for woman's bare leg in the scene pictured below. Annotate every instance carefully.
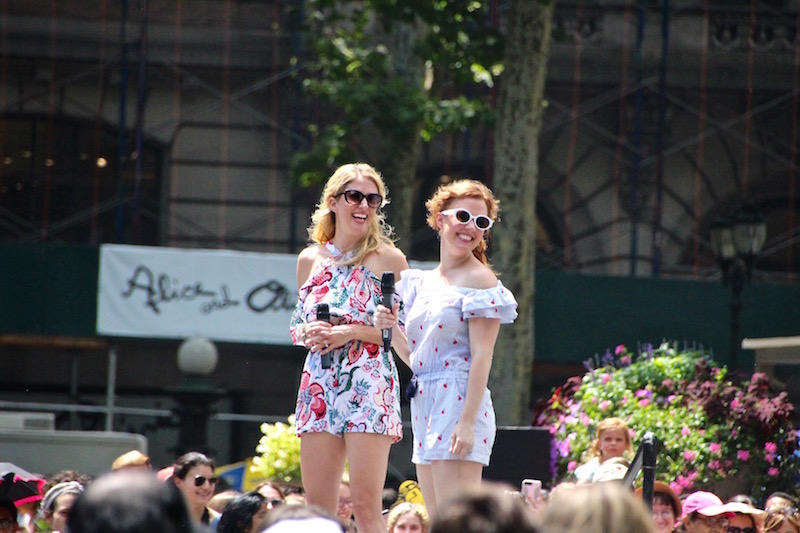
[343,433,393,533]
[300,432,347,515]
[429,459,483,515]
[415,463,437,515]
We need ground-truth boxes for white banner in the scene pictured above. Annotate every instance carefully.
[97,244,298,345]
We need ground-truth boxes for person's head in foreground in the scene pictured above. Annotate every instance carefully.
[170,451,217,521]
[678,491,734,533]
[216,490,269,533]
[0,499,18,533]
[66,470,198,533]
[41,481,86,533]
[262,503,346,533]
[589,417,633,462]
[429,483,540,533]
[764,505,800,533]
[541,481,653,533]
[387,502,430,533]
[634,480,681,533]
[111,450,152,472]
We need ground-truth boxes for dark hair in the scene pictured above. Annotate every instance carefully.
[67,471,198,533]
[727,494,756,507]
[172,452,215,481]
[653,492,678,517]
[766,491,799,507]
[0,499,17,522]
[382,487,399,510]
[216,491,266,533]
[42,469,93,496]
[430,484,540,533]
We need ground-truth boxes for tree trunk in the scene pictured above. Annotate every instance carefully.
[490,0,555,425]
[377,18,425,254]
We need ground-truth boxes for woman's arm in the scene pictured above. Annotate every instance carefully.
[313,245,409,357]
[449,316,501,456]
[373,303,411,367]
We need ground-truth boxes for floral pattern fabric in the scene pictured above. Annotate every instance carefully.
[398,269,518,465]
[289,243,403,442]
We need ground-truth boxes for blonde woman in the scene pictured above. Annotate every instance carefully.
[374,179,518,515]
[289,163,409,533]
[387,502,430,533]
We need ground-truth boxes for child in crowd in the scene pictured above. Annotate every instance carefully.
[573,417,633,483]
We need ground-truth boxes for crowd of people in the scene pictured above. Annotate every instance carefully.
[3,445,800,533]
[3,163,799,532]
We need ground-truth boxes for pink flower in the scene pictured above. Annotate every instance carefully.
[731,399,741,410]
[638,399,651,407]
[615,344,626,355]
[708,459,720,470]
[599,400,612,411]
[635,389,650,398]
[765,442,778,454]
[567,460,577,472]
[768,467,780,477]
[684,450,697,461]
[709,442,721,453]
[765,453,775,463]
[737,450,750,462]
[667,395,677,404]
[620,355,632,365]
[601,373,611,384]
[681,427,691,437]
[677,475,694,490]
[670,482,683,496]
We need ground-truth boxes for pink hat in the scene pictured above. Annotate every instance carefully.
[681,491,735,521]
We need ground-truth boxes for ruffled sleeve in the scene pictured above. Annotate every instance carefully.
[461,281,518,324]
[396,269,424,334]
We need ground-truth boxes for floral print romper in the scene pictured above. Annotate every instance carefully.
[289,243,403,442]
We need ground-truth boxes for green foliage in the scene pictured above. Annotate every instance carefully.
[534,342,800,501]
[252,416,302,484]
[287,0,504,184]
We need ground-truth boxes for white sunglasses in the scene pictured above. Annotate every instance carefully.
[441,208,494,230]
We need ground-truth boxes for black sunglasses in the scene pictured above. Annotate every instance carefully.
[726,528,755,533]
[337,189,383,208]
[441,208,494,230]
[193,475,218,487]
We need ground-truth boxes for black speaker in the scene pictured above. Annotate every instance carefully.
[483,426,552,489]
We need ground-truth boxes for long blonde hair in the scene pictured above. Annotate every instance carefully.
[308,163,396,266]
[425,179,499,265]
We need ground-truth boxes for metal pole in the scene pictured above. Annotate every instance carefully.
[729,261,745,372]
[105,345,118,432]
[69,350,80,429]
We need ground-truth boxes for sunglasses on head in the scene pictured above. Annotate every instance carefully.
[337,189,383,209]
[193,475,218,487]
[441,208,494,230]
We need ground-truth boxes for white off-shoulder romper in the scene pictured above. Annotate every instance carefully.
[398,269,518,466]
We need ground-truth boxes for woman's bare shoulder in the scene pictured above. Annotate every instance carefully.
[463,262,498,290]
[363,243,408,274]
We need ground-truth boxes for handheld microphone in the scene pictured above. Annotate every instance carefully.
[317,303,332,369]
[381,272,395,353]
